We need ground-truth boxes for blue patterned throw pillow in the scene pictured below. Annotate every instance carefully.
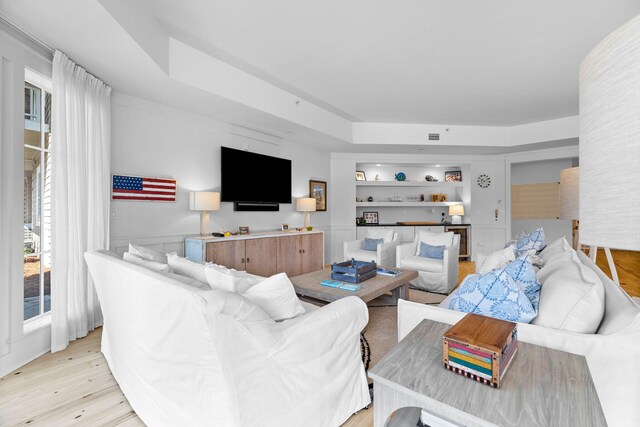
[362,238,383,251]
[418,242,445,259]
[446,268,537,323]
[514,228,546,256]
[504,256,542,311]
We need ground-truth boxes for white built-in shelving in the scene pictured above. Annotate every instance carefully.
[356,201,462,207]
[356,181,463,188]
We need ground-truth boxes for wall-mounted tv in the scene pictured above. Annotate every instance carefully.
[220,147,292,207]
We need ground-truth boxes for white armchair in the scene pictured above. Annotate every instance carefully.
[396,231,460,293]
[344,228,402,267]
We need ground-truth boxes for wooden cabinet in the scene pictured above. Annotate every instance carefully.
[277,233,324,277]
[445,225,471,259]
[206,238,278,277]
[186,231,324,277]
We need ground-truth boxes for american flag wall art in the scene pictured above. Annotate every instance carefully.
[111,174,177,202]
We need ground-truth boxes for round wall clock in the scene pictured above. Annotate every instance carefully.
[477,174,491,188]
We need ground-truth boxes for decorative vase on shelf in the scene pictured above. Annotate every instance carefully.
[367,196,374,202]
[395,172,406,181]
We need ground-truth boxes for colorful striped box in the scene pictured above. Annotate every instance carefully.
[442,313,518,388]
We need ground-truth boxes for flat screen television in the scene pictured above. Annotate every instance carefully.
[220,146,292,204]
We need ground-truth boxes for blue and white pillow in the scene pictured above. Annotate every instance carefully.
[514,228,546,256]
[504,256,542,311]
[362,238,383,251]
[446,268,537,323]
[418,242,445,259]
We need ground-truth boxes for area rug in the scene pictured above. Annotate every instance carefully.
[364,289,447,378]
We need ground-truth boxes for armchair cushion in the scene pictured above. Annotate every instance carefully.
[366,228,394,243]
[399,255,443,273]
[363,237,384,251]
[415,231,454,255]
[345,249,378,263]
[418,242,445,259]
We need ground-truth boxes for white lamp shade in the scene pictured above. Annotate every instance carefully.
[189,192,220,211]
[448,205,464,216]
[296,197,316,212]
[559,167,579,220]
[580,15,640,251]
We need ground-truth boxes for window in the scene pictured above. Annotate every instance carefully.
[23,72,52,322]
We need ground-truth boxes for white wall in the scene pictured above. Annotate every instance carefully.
[511,158,574,243]
[109,93,331,255]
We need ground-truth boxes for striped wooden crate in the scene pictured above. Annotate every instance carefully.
[443,313,518,388]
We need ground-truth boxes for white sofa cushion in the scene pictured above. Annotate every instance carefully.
[477,246,516,274]
[532,250,605,333]
[129,243,167,263]
[415,231,454,255]
[167,253,207,283]
[538,237,572,264]
[345,249,378,263]
[123,252,172,273]
[162,272,211,291]
[242,273,306,321]
[400,255,443,273]
[204,264,261,293]
[366,228,394,243]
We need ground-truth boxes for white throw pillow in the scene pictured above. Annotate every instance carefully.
[477,246,516,274]
[415,231,454,256]
[204,264,261,293]
[201,290,273,323]
[538,237,571,263]
[167,253,207,283]
[162,272,210,291]
[123,252,172,273]
[128,243,167,263]
[242,273,305,321]
[532,250,605,333]
[365,228,394,243]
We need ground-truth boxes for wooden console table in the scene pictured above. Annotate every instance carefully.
[369,319,606,427]
[185,230,324,277]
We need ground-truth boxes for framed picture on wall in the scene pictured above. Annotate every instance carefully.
[355,171,367,181]
[309,180,327,212]
[363,211,379,224]
[444,171,462,182]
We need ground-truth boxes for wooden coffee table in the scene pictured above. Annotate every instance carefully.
[289,267,418,305]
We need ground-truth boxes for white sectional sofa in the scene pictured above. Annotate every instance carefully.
[398,242,640,426]
[84,250,371,427]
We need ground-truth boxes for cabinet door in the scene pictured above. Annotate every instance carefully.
[206,240,246,270]
[277,235,303,277]
[245,238,278,277]
[415,226,444,234]
[300,233,323,274]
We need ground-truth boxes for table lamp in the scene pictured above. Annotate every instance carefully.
[559,167,579,249]
[296,198,316,228]
[190,191,220,236]
[580,15,640,285]
[449,205,464,225]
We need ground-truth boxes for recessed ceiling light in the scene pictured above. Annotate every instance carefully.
[435,164,441,167]
[376,164,381,166]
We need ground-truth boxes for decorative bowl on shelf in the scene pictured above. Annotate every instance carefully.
[395,172,406,181]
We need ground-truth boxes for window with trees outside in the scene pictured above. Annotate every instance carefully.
[23,73,52,322]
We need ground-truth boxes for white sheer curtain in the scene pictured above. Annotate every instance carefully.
[51,51,111,353]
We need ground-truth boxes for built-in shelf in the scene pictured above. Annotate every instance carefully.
[356,201,463,207]
[356,181,463,188]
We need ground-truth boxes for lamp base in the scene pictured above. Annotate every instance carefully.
[200,211,210,236]
[451,215,462,225]
[304,211,311,228]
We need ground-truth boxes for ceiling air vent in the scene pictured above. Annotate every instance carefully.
[428,133,440,141]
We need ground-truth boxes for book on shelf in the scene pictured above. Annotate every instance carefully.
[376,268,403,277]
[320,279,361,292]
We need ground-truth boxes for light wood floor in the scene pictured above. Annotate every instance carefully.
[1,256,637,427]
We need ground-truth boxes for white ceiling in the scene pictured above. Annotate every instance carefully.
[154,0,640,125]
[1,0,639,152]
